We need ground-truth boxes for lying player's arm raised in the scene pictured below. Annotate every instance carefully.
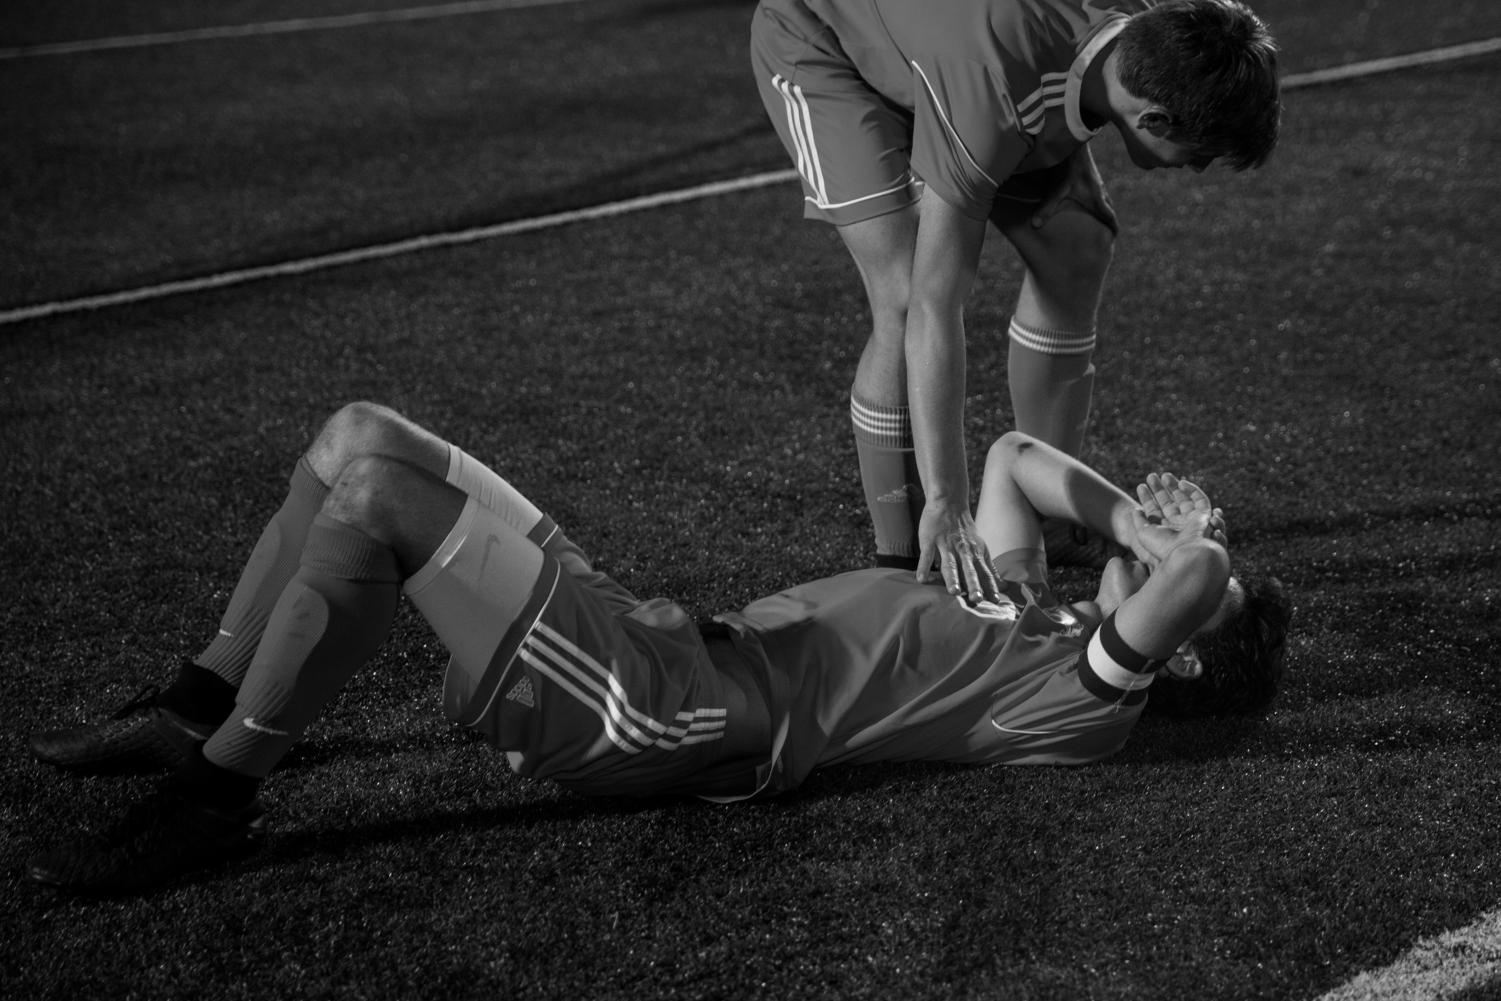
[1111,510,1229,658]
[974,431,1231,658]
[972,431,1141,559]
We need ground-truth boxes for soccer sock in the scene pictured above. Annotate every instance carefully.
[1007,318,1096,456]
[201,514,400,780]
[850,391,922,567]
[191,457,330,690]
[169,748,264,813]
[156,662,238,732]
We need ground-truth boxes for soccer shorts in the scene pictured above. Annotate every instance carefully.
[750,0,1064,226]
[405,498,773,799]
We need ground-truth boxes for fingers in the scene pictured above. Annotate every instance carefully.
[927,532,1000,603]
[915,543,936,585]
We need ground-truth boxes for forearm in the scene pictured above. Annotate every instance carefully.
[989,432,1138,546]
[1113,538,1230,658]
[905,300,969,507]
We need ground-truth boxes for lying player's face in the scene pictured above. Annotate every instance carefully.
[1095,556,1149,613]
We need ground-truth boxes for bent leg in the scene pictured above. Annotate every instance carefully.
[202,455,461,779]
[992,205,1115,456]
[186,402,447,696]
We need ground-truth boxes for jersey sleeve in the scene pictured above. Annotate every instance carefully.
[908,57,1030,219]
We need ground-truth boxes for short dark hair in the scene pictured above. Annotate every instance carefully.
[1145,576,1291,717]
[1115,0,1282,170]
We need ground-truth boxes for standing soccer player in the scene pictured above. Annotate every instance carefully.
[750,0,1280,590]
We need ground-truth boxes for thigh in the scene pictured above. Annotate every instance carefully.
[751,2,919,225]
[991,182,1115,330]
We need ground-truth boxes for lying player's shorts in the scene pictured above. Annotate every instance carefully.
[750,0,1062,226]
[408,499,773,800]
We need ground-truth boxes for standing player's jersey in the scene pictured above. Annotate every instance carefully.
[791,0,1149,217]
[717,565,1145,795]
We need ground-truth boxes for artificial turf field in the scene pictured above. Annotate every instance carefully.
[1,0,1498,998]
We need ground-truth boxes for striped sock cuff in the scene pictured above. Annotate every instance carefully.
[1079,613,1157,705]
[1008,317,1096,355]
[850,392,913,448]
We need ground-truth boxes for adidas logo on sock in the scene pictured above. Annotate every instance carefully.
[505,676,535,709]
[877,484,922,504]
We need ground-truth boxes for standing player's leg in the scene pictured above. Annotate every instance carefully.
[990,173,1123,569]
[990,199,1114,458]
[839,207,928,569]
[750,3,925,566]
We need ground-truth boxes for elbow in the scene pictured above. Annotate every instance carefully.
[1161,540,1232,617]
[987,431,1041,476]
[991,430,1040,460]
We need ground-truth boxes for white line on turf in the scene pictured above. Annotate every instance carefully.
[1,38,1497,328]
[1312,906,1501,1001]
[0,0,592,60]
[1280,36,1501,88]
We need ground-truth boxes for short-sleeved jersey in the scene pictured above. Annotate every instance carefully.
[716,562,1144,796]
[778,0,1149,218]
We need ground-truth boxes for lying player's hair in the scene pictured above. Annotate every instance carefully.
[1145,576,1291,717]
[1116,0,1282,170]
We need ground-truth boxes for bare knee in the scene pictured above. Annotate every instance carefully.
[321,453,466,573]
[322,453,401,537]
[307,402,410,484]
[840,210,917,331]
[1020,211,1115,290]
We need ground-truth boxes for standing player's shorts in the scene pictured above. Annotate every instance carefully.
[750,0,1063,226]
[405,496,774,800]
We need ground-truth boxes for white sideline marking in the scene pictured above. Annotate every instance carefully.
[0,172,799,325]
[1312,907,1501,1001]
[0,0,592,60]
[1,38,1498,327]
[1281,36,1501,88]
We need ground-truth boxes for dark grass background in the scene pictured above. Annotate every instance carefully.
[2,1,1500,998]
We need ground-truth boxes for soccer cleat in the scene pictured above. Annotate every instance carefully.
[27,787,267,896]
[1041,518,1127,570]
[29,685,211,775]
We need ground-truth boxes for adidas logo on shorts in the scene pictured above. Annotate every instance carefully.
[505,676,535,709]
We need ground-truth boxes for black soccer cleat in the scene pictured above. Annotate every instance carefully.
[26,788,267,896]
[29,685,211,775]
[1042,518,1128,571]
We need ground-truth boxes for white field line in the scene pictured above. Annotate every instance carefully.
[1280,36,1501,88]
[0,0,594,60]
[1312,906,1501,1001]
[1,38,1498,327]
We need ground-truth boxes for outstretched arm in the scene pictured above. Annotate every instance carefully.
[906,188,995,600]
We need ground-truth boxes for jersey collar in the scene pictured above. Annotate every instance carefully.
[1066,15,1128,141]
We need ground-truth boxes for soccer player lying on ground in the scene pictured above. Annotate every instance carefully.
[750,0,1280,582]
[27,402,1289,895]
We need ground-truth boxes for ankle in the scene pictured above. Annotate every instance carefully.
[170,750,262,812]
[158,662,237,727]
